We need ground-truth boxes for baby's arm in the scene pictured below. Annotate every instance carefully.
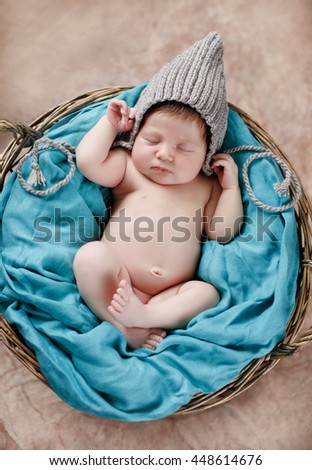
[76,100,136,187]
[204,154,243,243]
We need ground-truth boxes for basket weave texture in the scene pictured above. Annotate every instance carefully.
[0,86,311,415]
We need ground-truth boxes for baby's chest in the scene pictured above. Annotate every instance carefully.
[113,171,210,219]
[124,186,204,217]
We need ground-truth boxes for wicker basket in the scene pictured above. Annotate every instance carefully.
[1,86,311,415]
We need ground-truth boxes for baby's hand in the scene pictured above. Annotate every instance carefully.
[106,99,136,133]
[210,153,239,190]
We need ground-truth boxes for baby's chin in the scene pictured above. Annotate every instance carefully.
[133,161,200,185]
[145,171,197,186]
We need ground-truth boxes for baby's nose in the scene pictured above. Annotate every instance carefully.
[156,145,173,161]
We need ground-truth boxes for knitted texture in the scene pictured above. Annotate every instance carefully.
[113,32,228,175]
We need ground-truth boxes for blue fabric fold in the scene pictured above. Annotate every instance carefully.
[0,84,299,421]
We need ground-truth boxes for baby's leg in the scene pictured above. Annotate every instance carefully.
[109,279,220,330]
[73,241,130,322]
[73,241,166,349]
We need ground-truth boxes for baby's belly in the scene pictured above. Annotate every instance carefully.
[102,220,201,295]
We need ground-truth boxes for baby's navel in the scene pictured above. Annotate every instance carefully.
[150,266,164,277]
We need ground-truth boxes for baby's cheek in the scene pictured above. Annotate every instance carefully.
[132,153,149,175]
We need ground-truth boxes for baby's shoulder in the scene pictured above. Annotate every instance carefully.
[113,151,143,194]
[196,171,218,194]
[185,172,216,207]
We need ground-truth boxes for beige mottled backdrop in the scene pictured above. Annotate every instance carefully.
[1,0,311,450]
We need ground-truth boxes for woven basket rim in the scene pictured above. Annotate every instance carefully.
[1,86,311,415]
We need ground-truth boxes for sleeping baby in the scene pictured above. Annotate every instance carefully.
[73,32,243,350]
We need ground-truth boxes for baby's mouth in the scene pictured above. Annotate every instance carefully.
[151,165,171,173]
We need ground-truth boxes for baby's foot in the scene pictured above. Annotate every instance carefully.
[121,326,166,350]
[141,329,167,350]
[108,280,166,349]
[108,279,149,328]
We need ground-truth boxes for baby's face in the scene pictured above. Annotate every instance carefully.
[131,111,207,185]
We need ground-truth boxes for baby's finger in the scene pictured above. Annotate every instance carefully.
[213,152,233,160]
[212,157,237,171]
[109,99,123,109]
[121,111,128,128]
[129,107,136,120]
[211,159,229,169]
[211,165,223,175]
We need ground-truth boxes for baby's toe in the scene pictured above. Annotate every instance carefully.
[143,332,166,350]
[108,305,119,317]
[118,279,133,296]
[111,299,123,313]
[116,287,128,302]
[142,341,156,350]
[114,292,127,307]
[152,329,167,339]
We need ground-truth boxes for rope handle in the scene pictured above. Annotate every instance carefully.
[0,119,43,143]
[222,145,302,212]
[16,137,76,196]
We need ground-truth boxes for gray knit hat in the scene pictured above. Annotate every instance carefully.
[114,32,228,175]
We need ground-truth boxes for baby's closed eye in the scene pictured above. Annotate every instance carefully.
[143,136,160,145]
[178,145,194,153]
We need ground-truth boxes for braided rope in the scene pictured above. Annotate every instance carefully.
[223,145,302,212]
[16,138,76,196]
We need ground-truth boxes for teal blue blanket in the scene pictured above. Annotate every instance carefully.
[0,84,299,421]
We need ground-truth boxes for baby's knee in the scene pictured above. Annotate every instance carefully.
[182,280,220,305]
[73,241,106,273]
[199,281,219,303]
[205,282,220,305]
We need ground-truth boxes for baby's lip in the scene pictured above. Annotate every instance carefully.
[151,165,171,173]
